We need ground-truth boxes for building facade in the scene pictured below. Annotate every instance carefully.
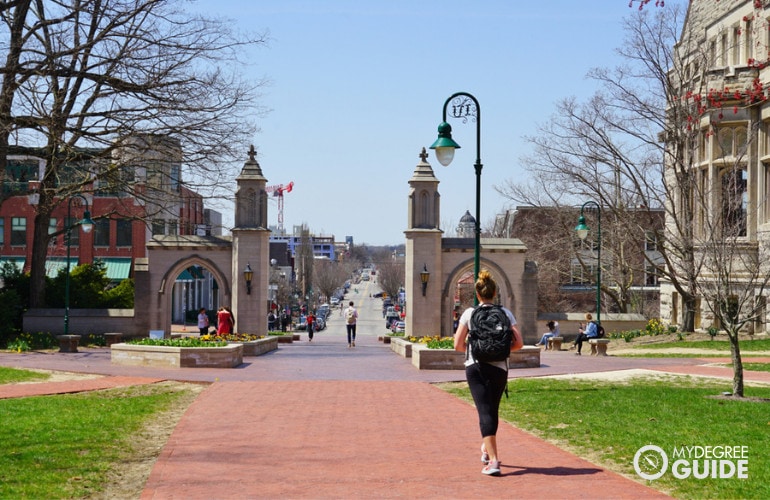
[661,0,770,332]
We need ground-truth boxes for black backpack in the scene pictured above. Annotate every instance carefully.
[468,305,512,362]
[594,322,606,338]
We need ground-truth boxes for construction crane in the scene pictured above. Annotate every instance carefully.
[265,181,294,234]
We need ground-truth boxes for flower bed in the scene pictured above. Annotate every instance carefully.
[111,342,243,368]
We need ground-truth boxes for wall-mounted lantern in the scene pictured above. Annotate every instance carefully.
[244,263,254,295]
[420,264,430,297]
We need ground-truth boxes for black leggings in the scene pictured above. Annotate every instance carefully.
[466,362,508,437]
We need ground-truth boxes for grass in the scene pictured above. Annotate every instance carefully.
[631,338,770,351]
[443,376,770,499]
[0,382,198,498]
[0,366,50,384]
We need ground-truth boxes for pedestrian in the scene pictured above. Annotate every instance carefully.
[197,308,209,336]
[571,313,598,355]
[344,300,358,348]
[307,311,315,341]
[267,310,276,331]
[535,320,560,347]
[216,306,234,335]
[453,269,523,476]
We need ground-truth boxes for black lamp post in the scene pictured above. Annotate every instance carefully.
[430,92,482,304]
[575,201,602,324]
[244,263,253,295]
[420,264,430,297]
[64,194,94,335]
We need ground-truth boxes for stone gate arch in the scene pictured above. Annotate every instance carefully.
[404,149,538,342]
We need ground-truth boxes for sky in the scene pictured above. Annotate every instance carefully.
[190,0,667,246]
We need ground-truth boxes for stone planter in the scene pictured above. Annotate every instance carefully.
[390,337,412,358]
[273,334,294,344]
[228,337,278,356]
[111,343,243,368]
[409,344,541,370]
[57,335,81,353]
[411,344,464,370]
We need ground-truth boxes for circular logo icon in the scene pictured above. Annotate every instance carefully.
[634,445,668,481]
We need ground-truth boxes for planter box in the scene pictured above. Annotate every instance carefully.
[411,344,464,370]
[410,344,541,370]
[390,337,412,358]
[111,343,243,368]
[229,337,278,356]
[272,334,294,344]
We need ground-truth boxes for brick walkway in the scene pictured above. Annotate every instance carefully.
[2,311,768,498]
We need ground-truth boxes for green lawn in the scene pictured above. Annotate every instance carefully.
[0,381,199,498]
[631,338,770,351]
[443,376,770,499]
[0,366,50,384]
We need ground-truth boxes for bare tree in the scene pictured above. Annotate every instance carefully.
[313,259,350,305]
[0,0,267,306]
[497,3,701,330]
[376,259,404,303]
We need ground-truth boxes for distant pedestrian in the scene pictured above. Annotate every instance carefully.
[307,312,315,341]
[197,308,209,336]
[217,306,234,335]
[267,311,276,331]
[345,301,358,348]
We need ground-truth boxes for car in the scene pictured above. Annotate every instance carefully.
[330,297,340,306]
[390,320,405,333]
[385,312,400,329]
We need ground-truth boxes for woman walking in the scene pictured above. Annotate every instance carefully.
[454,270,523,476]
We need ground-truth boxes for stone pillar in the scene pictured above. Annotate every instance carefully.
[231,146,270,334]
[405,148,443,337]
[519,260,539,344]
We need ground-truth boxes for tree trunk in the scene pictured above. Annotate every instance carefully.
[681,298,697,333]
[729,332,744,397]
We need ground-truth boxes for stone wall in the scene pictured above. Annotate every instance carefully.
[23,308,143,337]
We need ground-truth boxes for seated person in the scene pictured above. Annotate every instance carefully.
[535,321,560,347]
[572,313,599,355]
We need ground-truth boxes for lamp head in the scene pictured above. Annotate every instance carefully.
[429,121,461,166]
[80,211,94,233]
[575,215,589,240]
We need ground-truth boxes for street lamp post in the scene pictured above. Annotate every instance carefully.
[64,194,94,335]
[574,201,601,324]
[430,92,482,304]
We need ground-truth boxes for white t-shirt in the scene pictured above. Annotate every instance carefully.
[459,304,516,369]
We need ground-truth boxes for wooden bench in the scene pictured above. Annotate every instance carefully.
[589,338,611,356]
[546,336,563,351]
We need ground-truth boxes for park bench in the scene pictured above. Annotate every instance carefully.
[589,338,611,356]
[546,336,563,351]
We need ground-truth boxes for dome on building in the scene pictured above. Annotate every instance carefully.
[457,210,476,238]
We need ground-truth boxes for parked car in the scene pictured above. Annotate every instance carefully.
[314,316,326,331]
[390,321,405,333]
[330,297,340,306]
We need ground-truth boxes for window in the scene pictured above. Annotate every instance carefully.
[95,165,134,197]
[722,167,748,237]
[116,219,133,247]
[733,26,741,65]
[645,231,658,252]
[11,217,26,246]
[570,262,595,286]
[94,219,110,247]
[4,159,37,194]
[0,218,4,246]
[152,219,165,236]
[49,218,57,246]
[167,221,178,235]
[716,125,748,158]
[146,163,164,190]
[645,263,661,286]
